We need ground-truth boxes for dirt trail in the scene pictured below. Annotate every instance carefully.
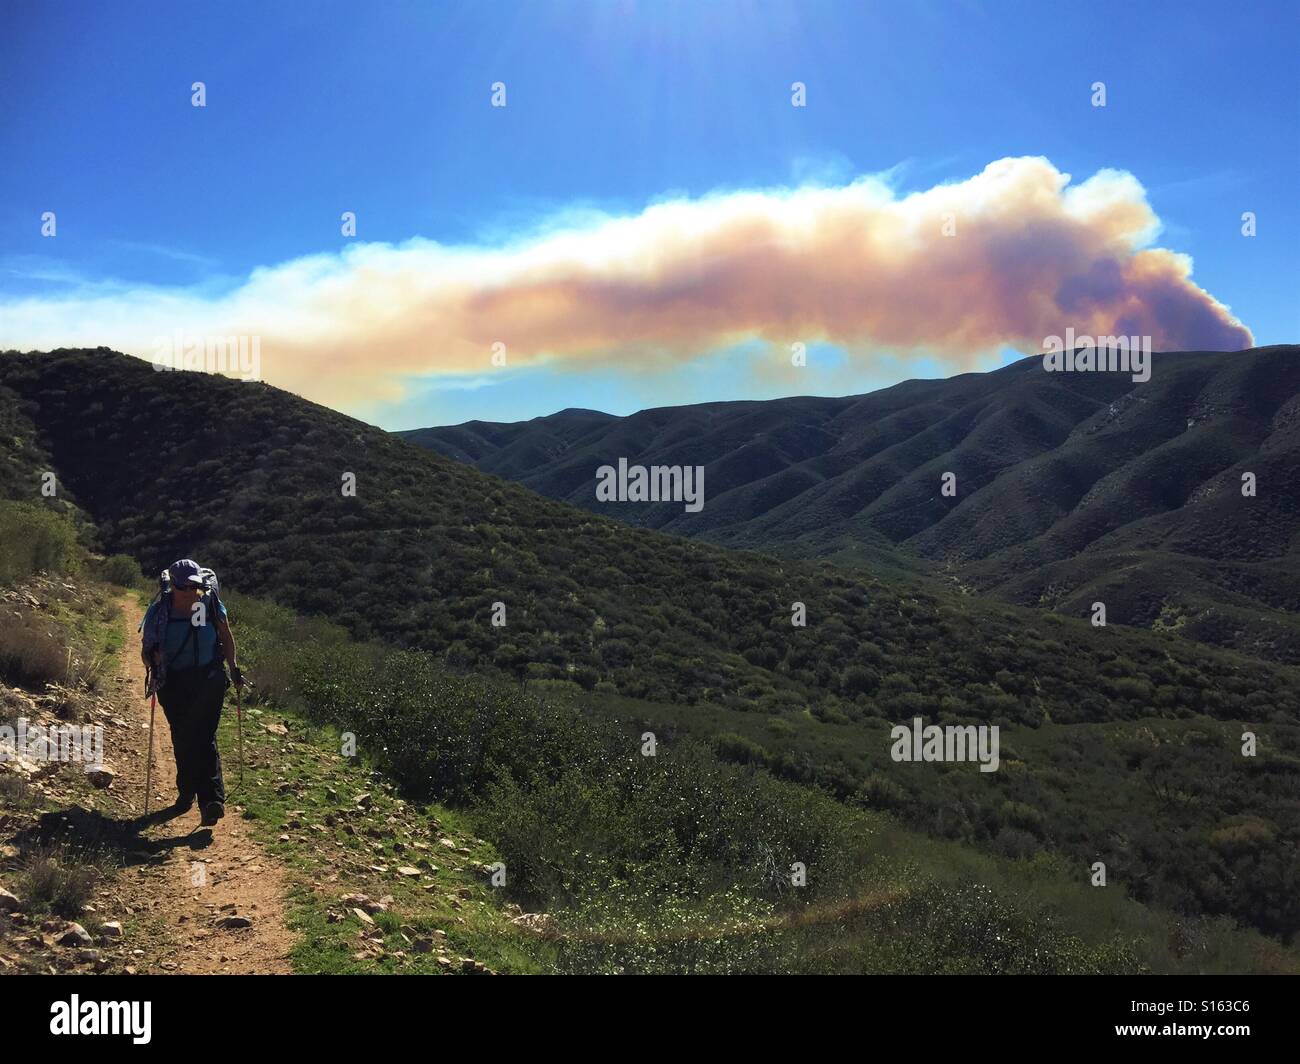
[107,593,294,974]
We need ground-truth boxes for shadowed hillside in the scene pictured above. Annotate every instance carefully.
[3,347,1299,947]
[1,346,1294,724]
[404,346,1300,662]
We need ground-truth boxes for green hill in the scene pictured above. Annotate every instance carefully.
[2,346,1298,946]
[404,346,1300,663]
[2,347,1294,718]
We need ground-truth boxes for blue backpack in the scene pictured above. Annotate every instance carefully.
[139,565,226,693]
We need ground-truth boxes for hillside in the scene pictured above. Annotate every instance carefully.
[3,347,1299,944]
[403,346,1300,662]
[3,560,1294,974]
[1,347,1294,721]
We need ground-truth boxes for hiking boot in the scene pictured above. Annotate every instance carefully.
[173,795,195,814]
[200,801,225,826]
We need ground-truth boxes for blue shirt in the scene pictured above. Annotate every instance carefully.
[143,594,228,670]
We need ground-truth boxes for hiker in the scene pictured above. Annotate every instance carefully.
[140,559,243,826]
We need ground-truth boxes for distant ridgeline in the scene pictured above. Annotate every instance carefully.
[402,346,1300,665]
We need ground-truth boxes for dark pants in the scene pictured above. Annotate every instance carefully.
[157,664,228,806]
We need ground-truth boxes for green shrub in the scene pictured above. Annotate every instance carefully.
[551,885,780,974]
[97,553,142,587]
[855,773,908,812]
[871,881,1147,974]
[0,502,79,585]
[713,731,768,766]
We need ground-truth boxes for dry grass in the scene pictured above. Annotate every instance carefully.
[0,611,68,689]
[15,842,108,920]
[0,771,39,810]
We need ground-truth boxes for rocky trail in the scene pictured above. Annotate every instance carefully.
[94,593,295,973]
[1,591,295,974]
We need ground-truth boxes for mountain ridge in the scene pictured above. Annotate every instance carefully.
[4,346,1299,946]
[402,346,1300,661]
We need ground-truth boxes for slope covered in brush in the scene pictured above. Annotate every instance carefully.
[1,347,1297,728]
[4,347,1300,945]
[404,347,1300,661]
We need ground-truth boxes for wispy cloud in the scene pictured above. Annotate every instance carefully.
[105,240,218,269]
[0,256,106,287]
[0,157,1252,409]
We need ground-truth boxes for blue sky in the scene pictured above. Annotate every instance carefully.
[1,0,1296,428]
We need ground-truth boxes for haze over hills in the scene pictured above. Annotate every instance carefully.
[403,346,1300,663]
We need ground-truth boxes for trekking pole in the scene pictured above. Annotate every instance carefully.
[235,679,245,787]
[144,692,157,817]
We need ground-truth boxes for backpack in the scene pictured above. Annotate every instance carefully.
[139,564,227,692]
[141,565,223,628]
[156,564,221,601]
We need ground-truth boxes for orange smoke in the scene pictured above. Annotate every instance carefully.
[0,156,1252,407]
